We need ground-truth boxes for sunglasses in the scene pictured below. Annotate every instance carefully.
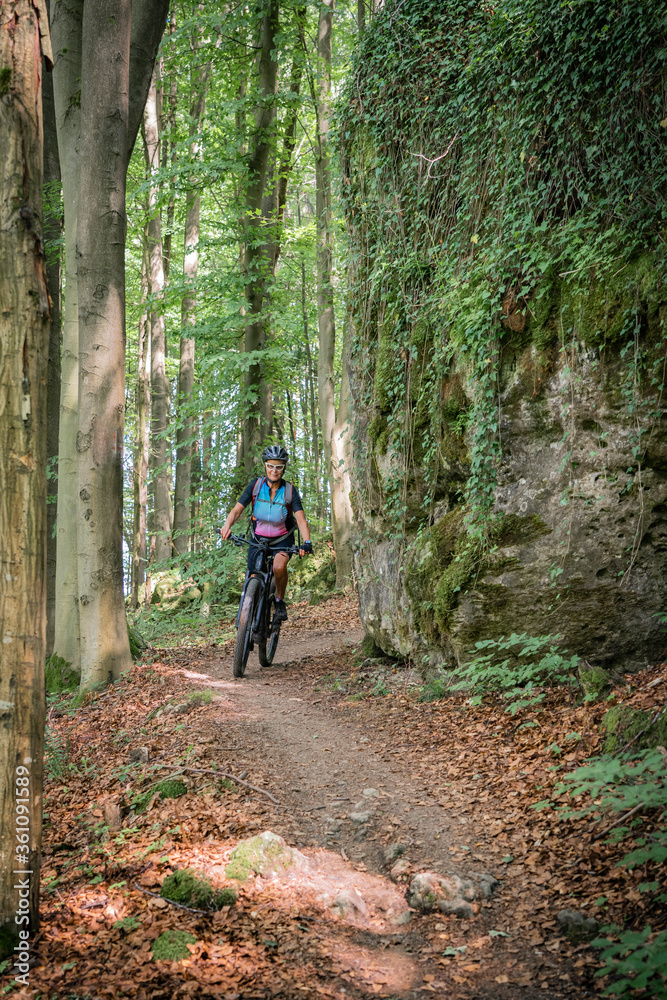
[265,464,285,472]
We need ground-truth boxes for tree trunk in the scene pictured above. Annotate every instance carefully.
[143,73,172,563]
[132,247,150,608]
[161,10,177,280]
[242,0,279,471]
[76,0,133,689]
[313,0,354,585]
[0,0,52,956]
[43,54,62,658]
[51,0,83,673]
[296,189,320,512]
[173,46,212,556]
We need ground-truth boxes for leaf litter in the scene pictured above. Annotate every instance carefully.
[16,594,666,999]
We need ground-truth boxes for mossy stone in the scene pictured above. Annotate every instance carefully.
[226,831,300,882]
[161,869,237,910]
[579,664,611,701]
[45,653,80,693]
[601,704,667,753]
[151,929,196,961]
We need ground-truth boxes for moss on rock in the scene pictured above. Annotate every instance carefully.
[45,653,80,693]
[226,831,303,882]
[161,869,237,910]
[601,704,667,753]
[151,929,196,961]
[579,664,611,701]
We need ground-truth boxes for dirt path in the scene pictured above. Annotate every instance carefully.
[163,597,580,999]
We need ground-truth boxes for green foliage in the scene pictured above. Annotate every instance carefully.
[45,725,69,779]
[113,916,141,933]
[132,779,187,814]
[419,673,449,703]
[151,929,197,962]
[45,654,80,693]
[556,749,667,868]
[160,869,236,910]
[593,926,667,999]
[288,534,337,602]
[127,623,149,660]
[338,0,667,552]
[452,633,579,713]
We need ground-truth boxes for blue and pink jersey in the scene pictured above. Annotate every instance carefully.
[238,477,304,538]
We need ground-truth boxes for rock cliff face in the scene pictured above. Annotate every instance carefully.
[356,333,667,669]
[338,0,667,670]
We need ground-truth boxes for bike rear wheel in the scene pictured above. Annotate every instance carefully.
[258,581,280,667]
[233,577,260,678]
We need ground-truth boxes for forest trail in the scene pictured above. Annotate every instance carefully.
[34,593,656,999]
[155,595,585,999]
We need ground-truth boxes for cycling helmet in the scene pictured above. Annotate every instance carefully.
[262,444,289,465]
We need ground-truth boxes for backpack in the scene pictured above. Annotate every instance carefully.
[250,476,297,534]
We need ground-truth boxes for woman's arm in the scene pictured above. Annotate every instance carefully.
[294,510,310,540]
[220,502,246,540]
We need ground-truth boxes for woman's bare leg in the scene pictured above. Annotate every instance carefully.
[273,552,289,600]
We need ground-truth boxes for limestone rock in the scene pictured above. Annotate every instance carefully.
[330,887,368,919]
[129,746,149,763]
[383,842,406,865]
[225,832,309,882]
[406,870,497,919]
[349,810,372,824]
[557,908,599,943]
[354,337,667,671]
[390,858,410,879]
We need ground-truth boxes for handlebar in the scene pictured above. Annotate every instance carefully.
[227,532,300,557]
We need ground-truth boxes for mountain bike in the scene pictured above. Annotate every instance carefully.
[228,533,300,678]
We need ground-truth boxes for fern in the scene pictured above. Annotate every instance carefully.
[45,725,69,779]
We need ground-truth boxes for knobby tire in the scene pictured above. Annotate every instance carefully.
[234,577,260,678]
[258,581,280,667]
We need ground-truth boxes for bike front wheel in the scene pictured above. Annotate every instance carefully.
[258,581,280,667]
[233,577,260,678]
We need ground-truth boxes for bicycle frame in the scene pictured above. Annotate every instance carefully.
[230,534,298,637]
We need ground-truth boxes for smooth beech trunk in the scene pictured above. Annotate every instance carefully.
[174,50,212,555]
[143,74,172,563]
[313,0,354,586]
[0,0,52,952]
[132,249,150,606]
[51,0,83,672]
[76,0,133,688]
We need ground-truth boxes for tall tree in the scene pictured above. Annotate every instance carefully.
[310,0,354,585]
[43,51,62,657]
[52,0,169,684]
[131,248,151,606]
[76,0,134,687]
[173,40,212,555]
[0,0,52,956]
[143,71,172,563]
[242,0,279,471]
[51,0,83,673]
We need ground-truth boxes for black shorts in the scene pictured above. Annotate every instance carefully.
[247,532,295,572]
